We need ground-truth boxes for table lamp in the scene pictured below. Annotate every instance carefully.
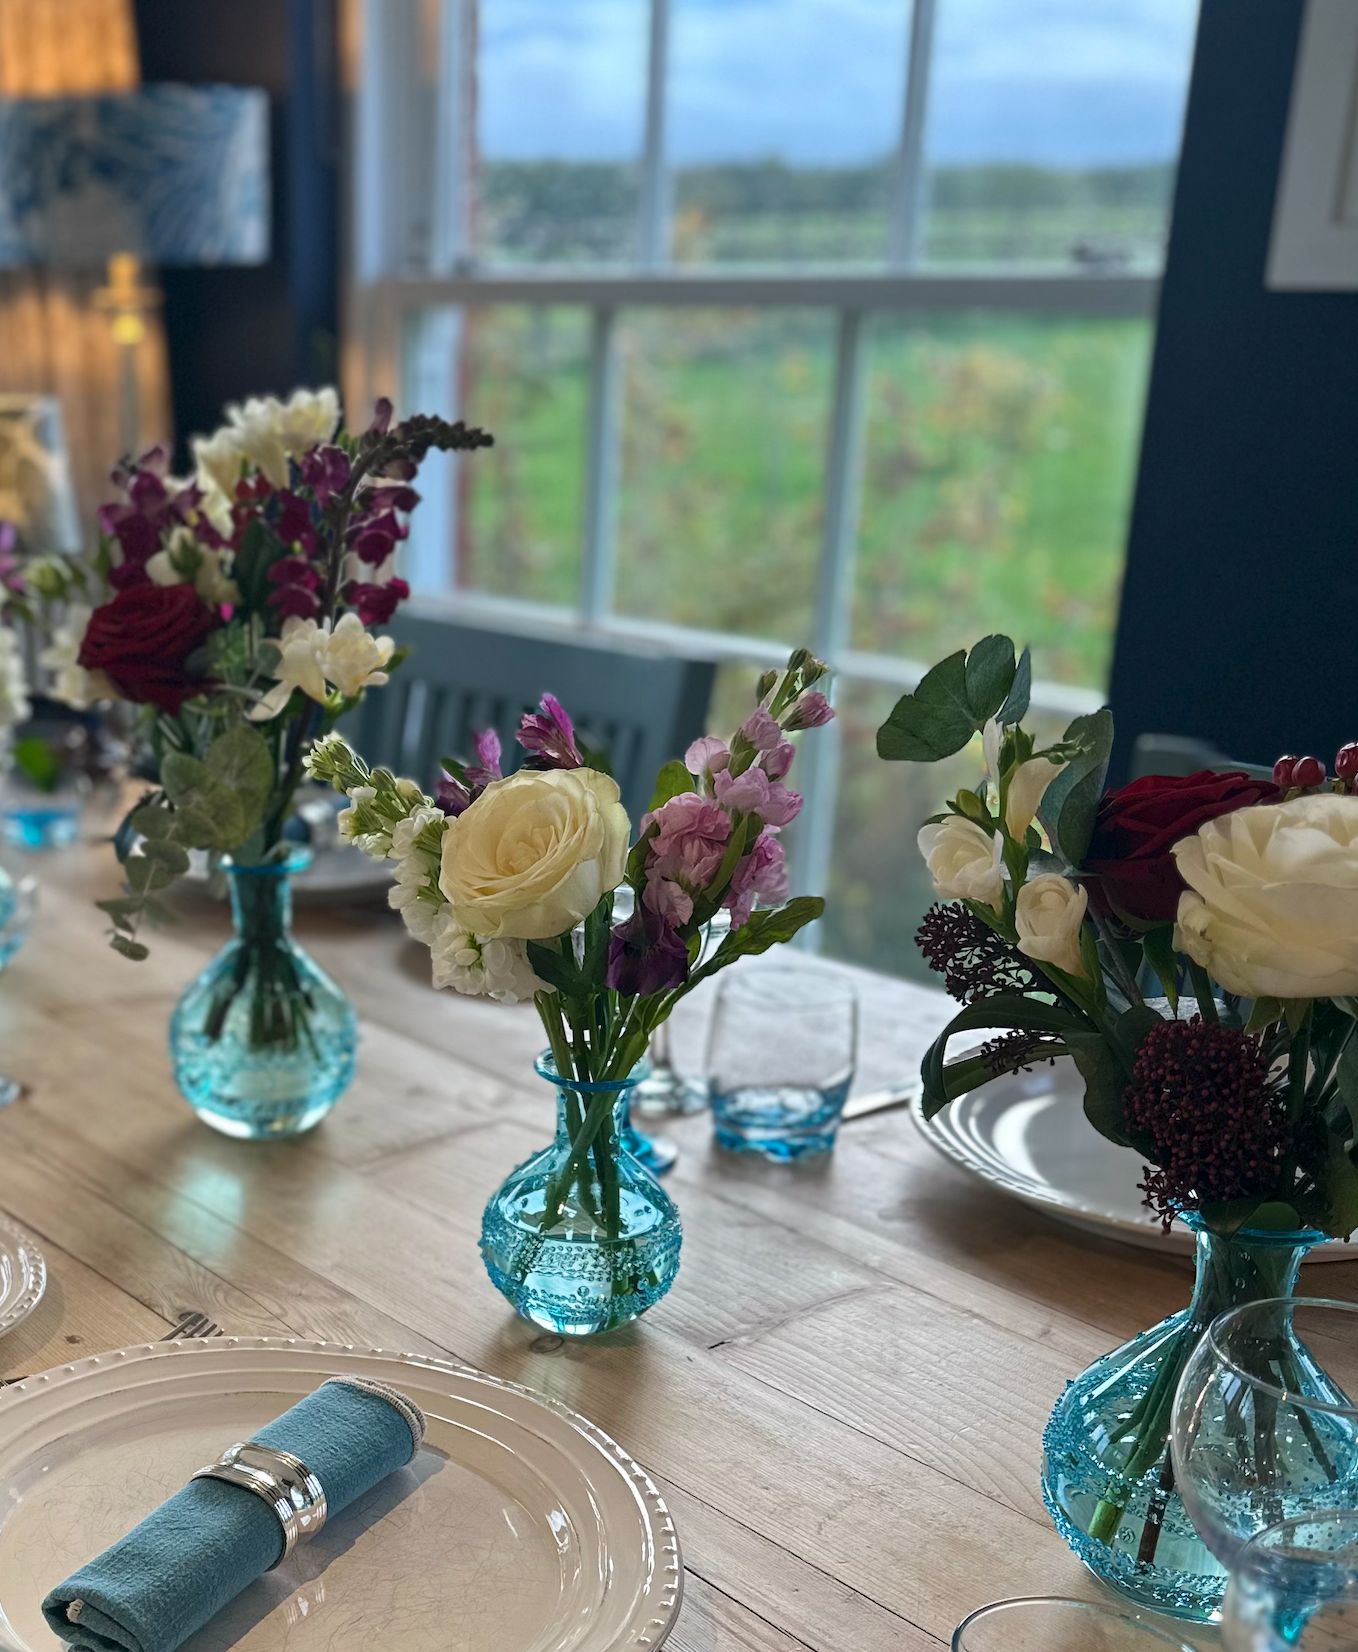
[0,84,269,454]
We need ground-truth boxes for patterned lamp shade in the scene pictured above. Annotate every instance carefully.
[0,83,269,267]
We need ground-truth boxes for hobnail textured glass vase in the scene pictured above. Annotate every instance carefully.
[480,1053,683,1335]
[170,859,356,1139]
[1041,1218,1322,1621]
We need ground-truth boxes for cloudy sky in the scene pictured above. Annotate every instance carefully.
[479,0,1201,169]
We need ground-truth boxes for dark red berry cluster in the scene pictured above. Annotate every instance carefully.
[1272,744,1358,789]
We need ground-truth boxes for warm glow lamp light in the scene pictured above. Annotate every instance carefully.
[0,84,270,453]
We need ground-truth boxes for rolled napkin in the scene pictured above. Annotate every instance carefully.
[42,1374,426,1652]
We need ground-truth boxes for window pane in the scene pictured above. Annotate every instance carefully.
[476,0,649,263]
[852,311,1153,689]
[668,0,909,265]
[457,306,590,605]
[820,683,1069,980]
[923,0,1199,269]
[614,308,833,641]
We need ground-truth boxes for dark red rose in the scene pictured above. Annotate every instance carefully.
[1083,770,1282,925]
[78,584,220,713]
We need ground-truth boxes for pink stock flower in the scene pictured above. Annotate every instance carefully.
[785,690,834,731]
[517,692,583,768]
[644,870,696,927]
[762,738,795,780]
[725,829,788,928]
[713,764,802,824]
[740,707,782,751]
[640,792,733,927]
[684,735,729,779]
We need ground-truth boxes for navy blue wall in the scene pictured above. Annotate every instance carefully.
[132,0,340,465]
[1108,0,1358,778]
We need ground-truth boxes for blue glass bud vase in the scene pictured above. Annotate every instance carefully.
[480,1053,683,1335]
[1042,1217,1322,1621]
[170,857,357,1138]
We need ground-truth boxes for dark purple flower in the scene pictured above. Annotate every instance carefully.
[0,523,23,595]
[466,727,503,788]
[784,690,834,731]
[346,577,409,626]
[369,397,394,434]
[267,556,322,618]
[274,490,318,553]
[353,525,397,566]
[607,905,690,996]
[299,444,351,503]
[517,692,583,769]
[383,457,418,481]
[365,483,420,514]
[436,771,473,816]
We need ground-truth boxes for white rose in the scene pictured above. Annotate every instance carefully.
[917,815,1004,909]
[439,766,630,941]
[1005,754,1068,839]
[1014,873,1088,977]
[38,604,109,711]
[318,611,395,698]
[1173,794,1358,999]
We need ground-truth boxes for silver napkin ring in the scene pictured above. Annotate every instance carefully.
[191,1441,327,1566]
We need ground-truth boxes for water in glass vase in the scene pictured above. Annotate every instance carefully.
[170,857,356,1138]
[1041,1218,1322,1621]
[480,1054,682,1335]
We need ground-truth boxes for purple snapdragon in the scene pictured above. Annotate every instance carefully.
[606,903,690,995]
[517,693,583,769]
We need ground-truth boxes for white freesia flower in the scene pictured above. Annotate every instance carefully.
[1174,794,1358,999]
[1005,754,1067,840]
[440,766,630,941]
[248,616,328,720]
[146,526,238,606]
[193,386,341,497]
[982,717,1002,783]
[318,611,395,698]
[0,627,30,732]
[38,604,109,711]
[917,814,1004,909]
[1015,873,1088,978]
[192,425,245,502]
[428,912,545,1004]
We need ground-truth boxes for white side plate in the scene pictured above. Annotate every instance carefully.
[0,1338,682,1652]
[0,1215,45,1338]
[912,1057,1358,1262]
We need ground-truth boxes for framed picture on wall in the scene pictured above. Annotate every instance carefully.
[0,394,81,555]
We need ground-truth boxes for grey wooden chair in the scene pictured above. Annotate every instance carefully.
[346,614,717,822]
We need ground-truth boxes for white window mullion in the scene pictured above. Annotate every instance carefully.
[579,307,624,622]
[887,0,938,269]
[791,308,868,923]
[639,0,673,268]
[432,0,476,272]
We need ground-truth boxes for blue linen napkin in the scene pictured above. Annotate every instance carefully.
[42,1375,425,1652]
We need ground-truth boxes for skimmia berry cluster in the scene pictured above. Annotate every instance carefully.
[915,902,1037,1004]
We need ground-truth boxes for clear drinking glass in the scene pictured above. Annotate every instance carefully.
[1222,1512,1358,1651]
[952,1596,1199,1650]
[1172,1299,1358,1575]
[706,958,857,1159]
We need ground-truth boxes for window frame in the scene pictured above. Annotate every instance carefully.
[349,0,1162,913]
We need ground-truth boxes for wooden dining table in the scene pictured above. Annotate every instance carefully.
[3,834,1346,1651]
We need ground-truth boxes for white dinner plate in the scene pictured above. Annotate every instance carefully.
[912,1056,1358,1262]
[0,1215,45,1338]
[0,1338,682,1652]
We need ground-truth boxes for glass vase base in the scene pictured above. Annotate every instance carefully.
[631,1066,708,1119]
[188,1091,346,1141]
[0,1075,21,1108]
[480,1215,683,1337]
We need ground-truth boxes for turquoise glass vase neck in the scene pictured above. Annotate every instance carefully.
[227,860,294,943]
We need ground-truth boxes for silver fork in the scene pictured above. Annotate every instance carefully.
[0,1308,225,1388]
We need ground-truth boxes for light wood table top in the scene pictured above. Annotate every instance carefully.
[3,837,1340,1650]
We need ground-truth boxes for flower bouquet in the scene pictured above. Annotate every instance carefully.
[879,634,1358,1618]
[307,650,835,1333]
[44,389,493,1137]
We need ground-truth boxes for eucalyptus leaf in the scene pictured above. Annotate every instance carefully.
[1324,1138,1358,1240]
[1036,706,1113,866]
[962,635,1016,725]
[996,646,1032,725]
[875,651,975,762]
[206,726,274,820]
[109,934,150,962]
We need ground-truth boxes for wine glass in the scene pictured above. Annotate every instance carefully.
[952,1596,1199,1650]
[1172,1299,1358,1572]
[1222,1512,1358,1650]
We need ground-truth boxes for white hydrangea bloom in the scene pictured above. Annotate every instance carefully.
[38,604,109,711]
[429,912,544,1004]
[0,627,30,732]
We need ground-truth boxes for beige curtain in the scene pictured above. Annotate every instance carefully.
[0,0,173,535]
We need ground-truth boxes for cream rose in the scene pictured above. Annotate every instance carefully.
[1015,873,1088,977]
[1005,754,1067,839]
[1173,794,1358,999]
[439,767,630,941]
[917,814,1004,909]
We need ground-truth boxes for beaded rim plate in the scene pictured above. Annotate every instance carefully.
[912,1056,1358,1262]
[0,1337,683,1652]
[0,1215,45,1338]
